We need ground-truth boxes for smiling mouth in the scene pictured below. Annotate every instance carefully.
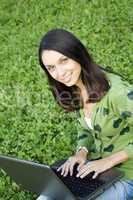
[64,73,72,82]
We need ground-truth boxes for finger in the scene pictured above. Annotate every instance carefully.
[61,163,67,175]
[79,161,93,171]
[79,169,94,179]
[63,162,70,177]
[92,171,99,179]
[57,164,63,171]
[61,158,72,175]
[69,162,75,176]
[77,164,91,177]
[77,161,85,171]
[77,165,93,178]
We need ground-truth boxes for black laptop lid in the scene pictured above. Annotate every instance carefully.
[0,155,76,200]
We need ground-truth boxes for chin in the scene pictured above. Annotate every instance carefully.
[64,80,76,87]
[65,83,73,87]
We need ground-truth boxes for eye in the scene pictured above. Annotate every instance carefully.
[46,65,55,71]
[61,57,68,63]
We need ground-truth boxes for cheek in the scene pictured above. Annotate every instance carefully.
[68,62,81,73]
[73,63,81,76]
[49,71,57,80]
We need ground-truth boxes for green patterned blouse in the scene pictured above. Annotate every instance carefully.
[75,69,133,180]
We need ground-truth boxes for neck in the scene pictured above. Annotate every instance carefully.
[75,78,89,105]
[75,78,85,91]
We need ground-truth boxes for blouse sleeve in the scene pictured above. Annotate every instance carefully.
[109,81,133,158]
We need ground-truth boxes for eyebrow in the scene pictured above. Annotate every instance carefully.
[45,55,66,68]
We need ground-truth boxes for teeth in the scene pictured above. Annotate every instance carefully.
[65,74,71,81]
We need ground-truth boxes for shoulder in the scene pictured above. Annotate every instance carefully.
[103,71,133,117]
[99,70,132,113]
[104,70,132,98]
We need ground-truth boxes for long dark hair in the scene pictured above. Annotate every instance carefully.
[38,28,111,112]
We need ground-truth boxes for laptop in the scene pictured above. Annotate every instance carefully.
[0,154,124,200]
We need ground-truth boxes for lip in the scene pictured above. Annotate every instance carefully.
[62,73,72,82]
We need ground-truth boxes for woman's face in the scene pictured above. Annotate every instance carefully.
[41,50,81,87]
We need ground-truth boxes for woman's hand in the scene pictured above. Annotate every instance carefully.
[57,149,88,176]
[76,150,129,179]
[76,157,114,179]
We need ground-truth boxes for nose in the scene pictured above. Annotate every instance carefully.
[57,66,67,80]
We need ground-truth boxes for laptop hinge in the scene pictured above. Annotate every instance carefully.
[37,194,55,200]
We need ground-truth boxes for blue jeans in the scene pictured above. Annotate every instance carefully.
[96,180,133,200]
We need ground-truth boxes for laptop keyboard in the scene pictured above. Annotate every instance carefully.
[52,164,105,198]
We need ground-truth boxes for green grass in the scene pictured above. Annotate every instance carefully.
[0,0,133,199]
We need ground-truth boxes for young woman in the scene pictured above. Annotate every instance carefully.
[38,28,133,200]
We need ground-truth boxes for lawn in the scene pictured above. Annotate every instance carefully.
[0,0,132,199]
